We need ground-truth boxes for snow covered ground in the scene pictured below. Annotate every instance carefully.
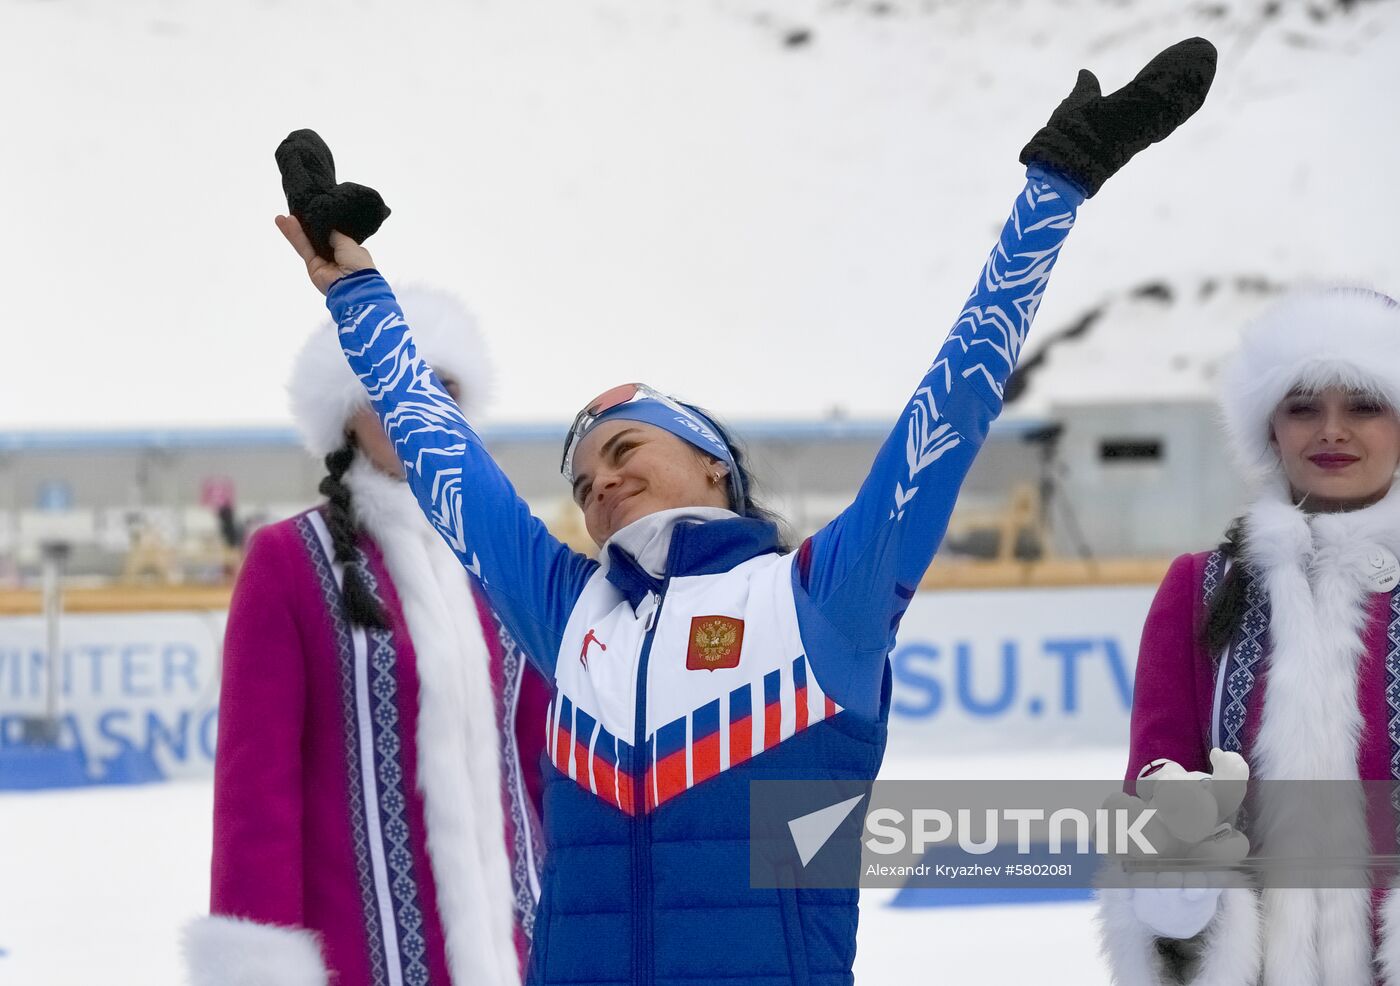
[0,744,1125,985]
[2,0,1397,431]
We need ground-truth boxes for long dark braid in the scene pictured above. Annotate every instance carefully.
[1203,516,1249,657]
[320,442,390,630]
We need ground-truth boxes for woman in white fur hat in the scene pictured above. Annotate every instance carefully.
[1100,288,1400,985]
[182,287,551,986]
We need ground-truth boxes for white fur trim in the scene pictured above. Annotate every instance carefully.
[1097,885,1262,985]
[1378,885,1400,985]
[180,915,328,986]
[1218,288,1400,481]
[1197,889,1266,986]
[289,284,494,458]
[1239,482,1400,983]
[345,460,520,986]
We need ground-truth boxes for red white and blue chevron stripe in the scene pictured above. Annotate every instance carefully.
[545,654,840,815]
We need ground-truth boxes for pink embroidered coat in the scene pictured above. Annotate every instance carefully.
[184,464,550,986]
[1101,487,1400,986]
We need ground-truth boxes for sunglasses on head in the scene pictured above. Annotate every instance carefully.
[559,382,745,507]
[560,383,679,482]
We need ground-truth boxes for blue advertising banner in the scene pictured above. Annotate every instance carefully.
[885,585,1153,754]
[0,582,1155,787]
[0,612,225,786]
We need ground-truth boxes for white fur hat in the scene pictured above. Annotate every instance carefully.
[289,284,492,458]
[1218,288,1400,479]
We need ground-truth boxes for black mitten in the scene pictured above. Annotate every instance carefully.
[275,129,391,261]
[1020,37,1217,198]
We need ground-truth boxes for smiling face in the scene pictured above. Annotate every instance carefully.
[570,419,731,545]
[1269,385,1400,511]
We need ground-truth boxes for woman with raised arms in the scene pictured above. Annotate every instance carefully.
[276,38,1216,986]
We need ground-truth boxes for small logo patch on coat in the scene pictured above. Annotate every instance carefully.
[687,616,744,671]
[581,628,606,669]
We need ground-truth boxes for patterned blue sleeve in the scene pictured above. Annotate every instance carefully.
[795,167,1083,718]
[325,271,596,677]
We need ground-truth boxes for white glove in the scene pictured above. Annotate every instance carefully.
[1132,884,1222,939]
[1115,749,1250,939]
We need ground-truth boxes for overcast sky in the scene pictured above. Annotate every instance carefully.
[3,0,1397,432]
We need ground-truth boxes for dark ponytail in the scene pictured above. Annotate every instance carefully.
[319,442,390,630]
[1203,516,1249,657]
[684,405,793,552]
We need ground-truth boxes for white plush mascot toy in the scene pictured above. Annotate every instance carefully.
[1106,748,1251,938]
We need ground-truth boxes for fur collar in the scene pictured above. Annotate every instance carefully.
[345,459,520,986]
[1243,479,1400,584]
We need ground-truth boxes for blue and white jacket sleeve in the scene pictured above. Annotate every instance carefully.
[794,167,1083,720]
[326,271,595,678]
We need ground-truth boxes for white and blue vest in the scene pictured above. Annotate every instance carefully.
[548,546,843,815]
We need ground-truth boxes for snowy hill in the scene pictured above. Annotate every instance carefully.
[1,0,1396,429]
[1004,273,1290,411]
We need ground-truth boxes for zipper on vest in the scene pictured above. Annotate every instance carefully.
[632,585,666,986]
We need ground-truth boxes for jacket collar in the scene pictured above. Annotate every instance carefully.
[603,516,783,609]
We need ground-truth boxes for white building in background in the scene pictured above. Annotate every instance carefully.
[0,398,1249,584]
[0,420,1037,580]
[1046,399,1246,559]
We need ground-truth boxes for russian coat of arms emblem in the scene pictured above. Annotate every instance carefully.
[686,615,744,671]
